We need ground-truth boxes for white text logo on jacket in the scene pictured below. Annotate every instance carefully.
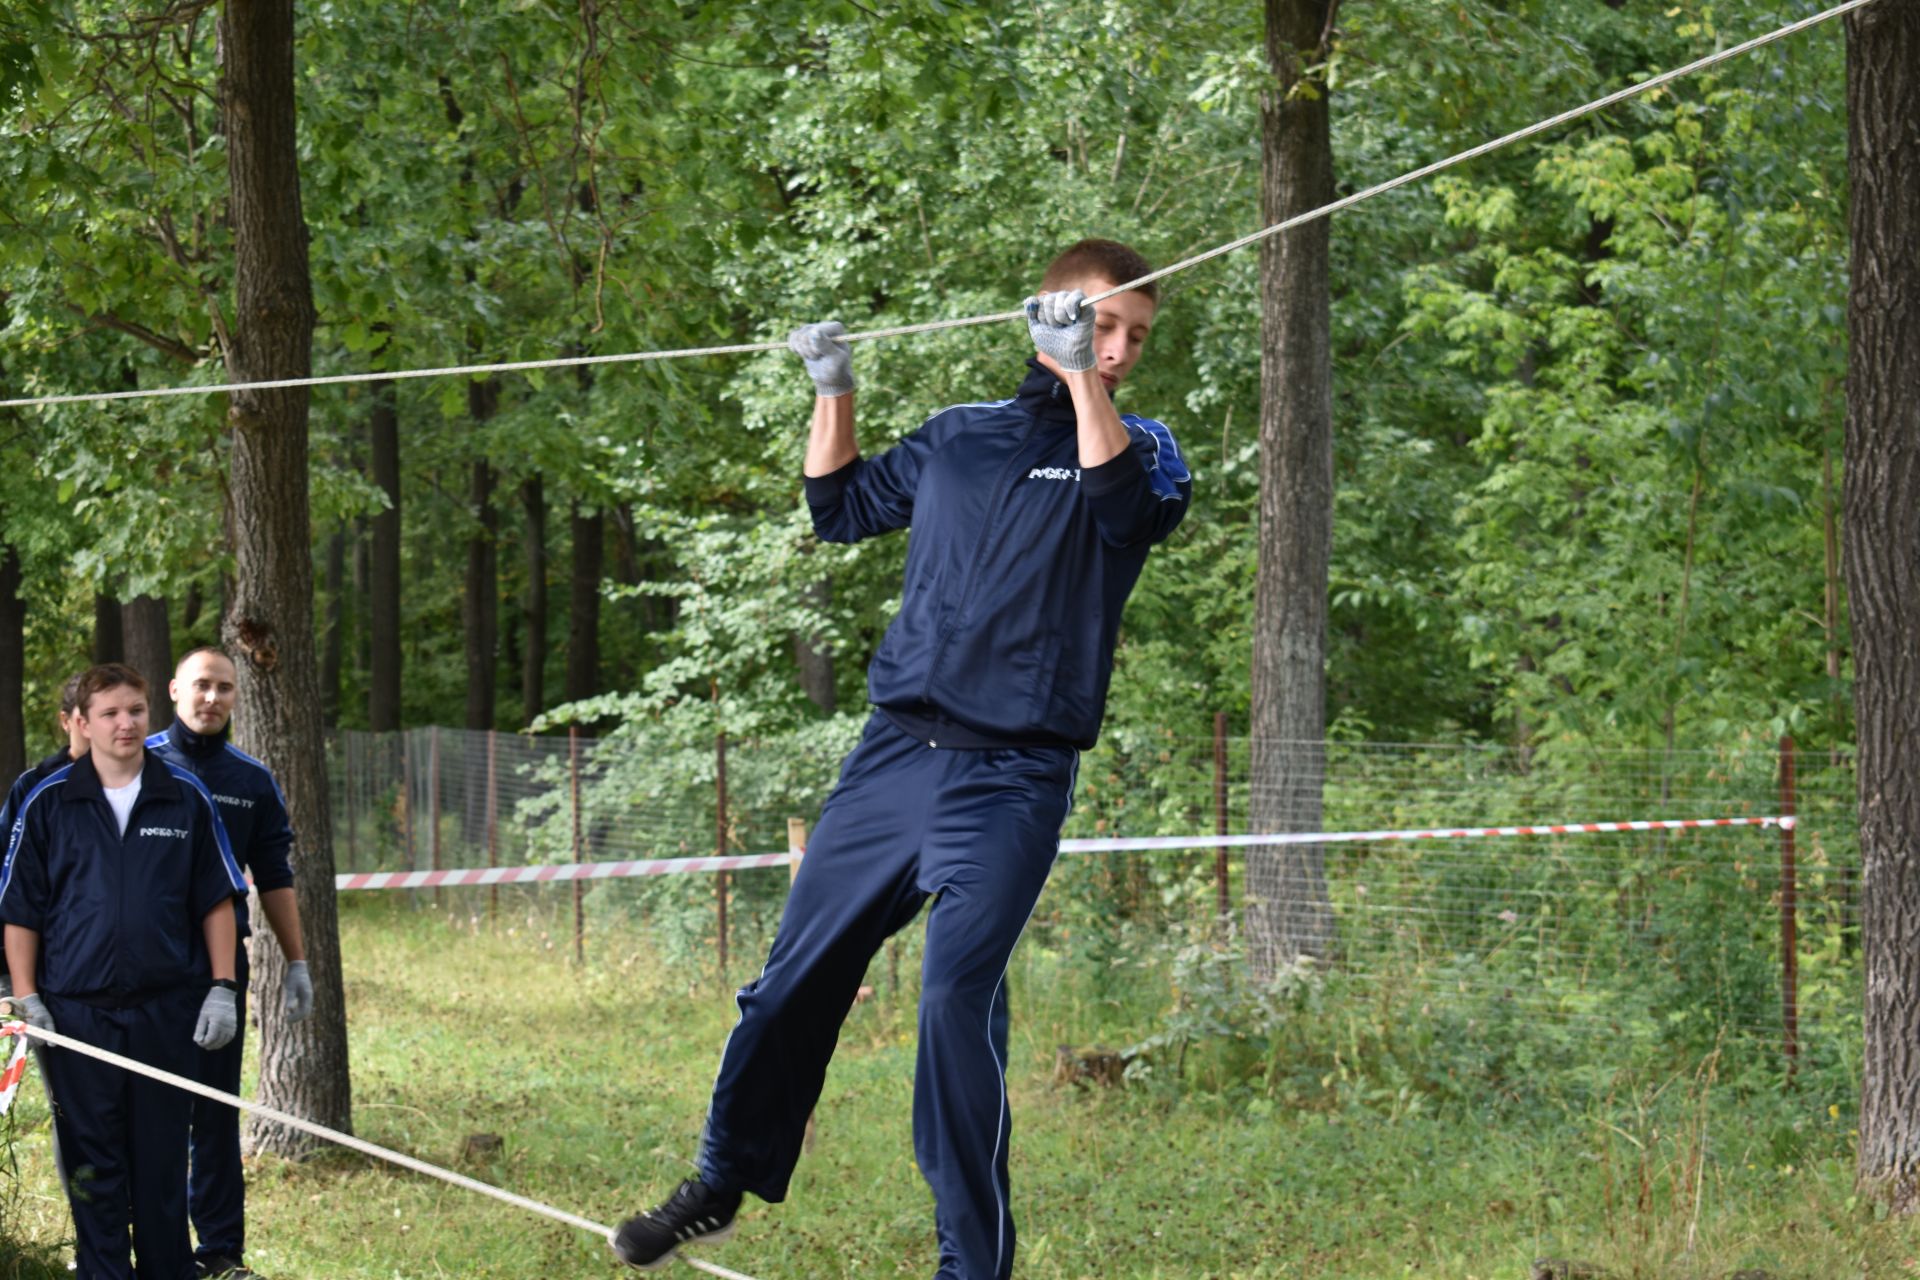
[1027,466,1080,482]
[140,826,191,840]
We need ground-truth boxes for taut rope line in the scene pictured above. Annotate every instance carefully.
[0,1020,764,1280]
[0,0,1873,412]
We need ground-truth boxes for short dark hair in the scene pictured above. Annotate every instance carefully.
[74,663,149,716]
[175,645,235,674]
[58,671,86,717]
[1041,239,1157,305]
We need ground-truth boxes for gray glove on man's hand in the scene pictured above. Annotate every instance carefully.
[16,992,56,1041]
[1025,289,1096,373]
[788,321,855,398]
[194,985,238,1052]
[283,959,313,1023]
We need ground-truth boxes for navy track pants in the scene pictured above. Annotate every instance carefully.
[189,952,248,1265]
[698,713,1076,1280]
[40,989,201,1280]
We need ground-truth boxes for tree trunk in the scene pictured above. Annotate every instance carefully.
[463,381,499,732]
[1246,0,1337,977]
[217,0,350,1154]
[1847,0,1920,1216]
[0,543,24,783]
[522,474,548,726]
[367,377,402,732]
[121,595,175,731]
[320,525,345,726]
[565,506,603,705]
[794,576,836,714]
[92,591,123,664]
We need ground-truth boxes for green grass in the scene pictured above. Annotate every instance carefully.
[2,894,1915,1278]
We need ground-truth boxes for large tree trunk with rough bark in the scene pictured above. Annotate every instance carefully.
[1847,0,1920,1217]
[794,576,836,714]
[367,377,402,731]
[121,595,174,731]
[566,507,602,705]
[218,0,350,1154]
[463,381,498,732]
[92,592,123,664]
[0,543,24,783]
[521,475,548,726]
[1246,0,1337,978]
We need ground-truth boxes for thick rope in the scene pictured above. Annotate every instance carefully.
[0,0,1872,412]
[0,1021,763,1280]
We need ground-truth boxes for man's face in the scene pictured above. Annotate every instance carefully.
[77,685,150,767]
[172,652,239,736]
[1037,275,1157,391]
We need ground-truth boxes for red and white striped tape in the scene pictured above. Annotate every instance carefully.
[333,816,1791,892]
[0,1021,31,1116]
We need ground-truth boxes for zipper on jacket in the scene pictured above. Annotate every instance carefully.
[920,416,1040,705]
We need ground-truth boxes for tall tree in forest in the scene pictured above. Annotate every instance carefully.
[566,507,603,705]
[217,0,351,1152]
[1246,0,1337,975]
[522,476,548,725]
[121,594,174,731]
[367,377,402,731]
[0,541,23,783]
[1846,0,1920,1215]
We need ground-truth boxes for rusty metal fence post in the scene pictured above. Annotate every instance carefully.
[1214,711,1230,931]
[570,726,584,966]
[1780,734,1799,1079]
[716,730,730,985]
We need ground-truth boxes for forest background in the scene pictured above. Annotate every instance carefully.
[0,0,1908,1272]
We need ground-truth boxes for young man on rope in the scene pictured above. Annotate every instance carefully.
[0,663,248,1280]
[146,646,313,1280]
[614,238,1190,1278]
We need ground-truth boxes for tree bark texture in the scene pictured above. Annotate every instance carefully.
[0,544,24,783]
[794,576,836,714]
[522,474,548,726]
[218,0,350,1154]
[367,377,402,732]
[1246,0,1337,977]
[566,507,603,705]
[321,525,345,726]
[1846,0,1920,1216]
[92,592,123,664]
[120,595,175,731]
[463,381,498,732]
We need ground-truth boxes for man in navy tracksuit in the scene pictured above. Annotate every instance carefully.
[2,663,247,1280]
[615,239,1190,1278]
[2,671,87,1000]
[147,647,311,1280]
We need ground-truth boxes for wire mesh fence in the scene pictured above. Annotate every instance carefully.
[325,722,1860,1080]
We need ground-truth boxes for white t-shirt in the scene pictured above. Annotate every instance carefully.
[103,775,142,836]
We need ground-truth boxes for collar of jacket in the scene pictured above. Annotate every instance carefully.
[1013,358,1109,428]
[167,718,229,760]
[62,749,182,805]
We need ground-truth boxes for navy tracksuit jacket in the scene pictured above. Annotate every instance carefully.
[147,722,297,1267]
[0,750,248,1280]
[698,361,1189,1280]
[1,749,75,990]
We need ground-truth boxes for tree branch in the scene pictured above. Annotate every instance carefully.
[67,304,204,364]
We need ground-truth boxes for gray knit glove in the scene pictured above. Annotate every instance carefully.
[194,985,238,1051]
[283,960,313,1023]
[16,992,56,1040]
[1024,289,1096,373]
[788,321,854,398]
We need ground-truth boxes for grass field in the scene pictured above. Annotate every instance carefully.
[2,893,1914,1279]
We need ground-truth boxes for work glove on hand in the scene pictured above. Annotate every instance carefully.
[283,960,313,1023]
[15,992,56,1042]
[1025,289,1096,373]
[194,985,238,1052]
[788,321,855,398]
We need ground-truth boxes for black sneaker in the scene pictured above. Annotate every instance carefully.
[611,1179,742,1270]
[196,1259,262,1279]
